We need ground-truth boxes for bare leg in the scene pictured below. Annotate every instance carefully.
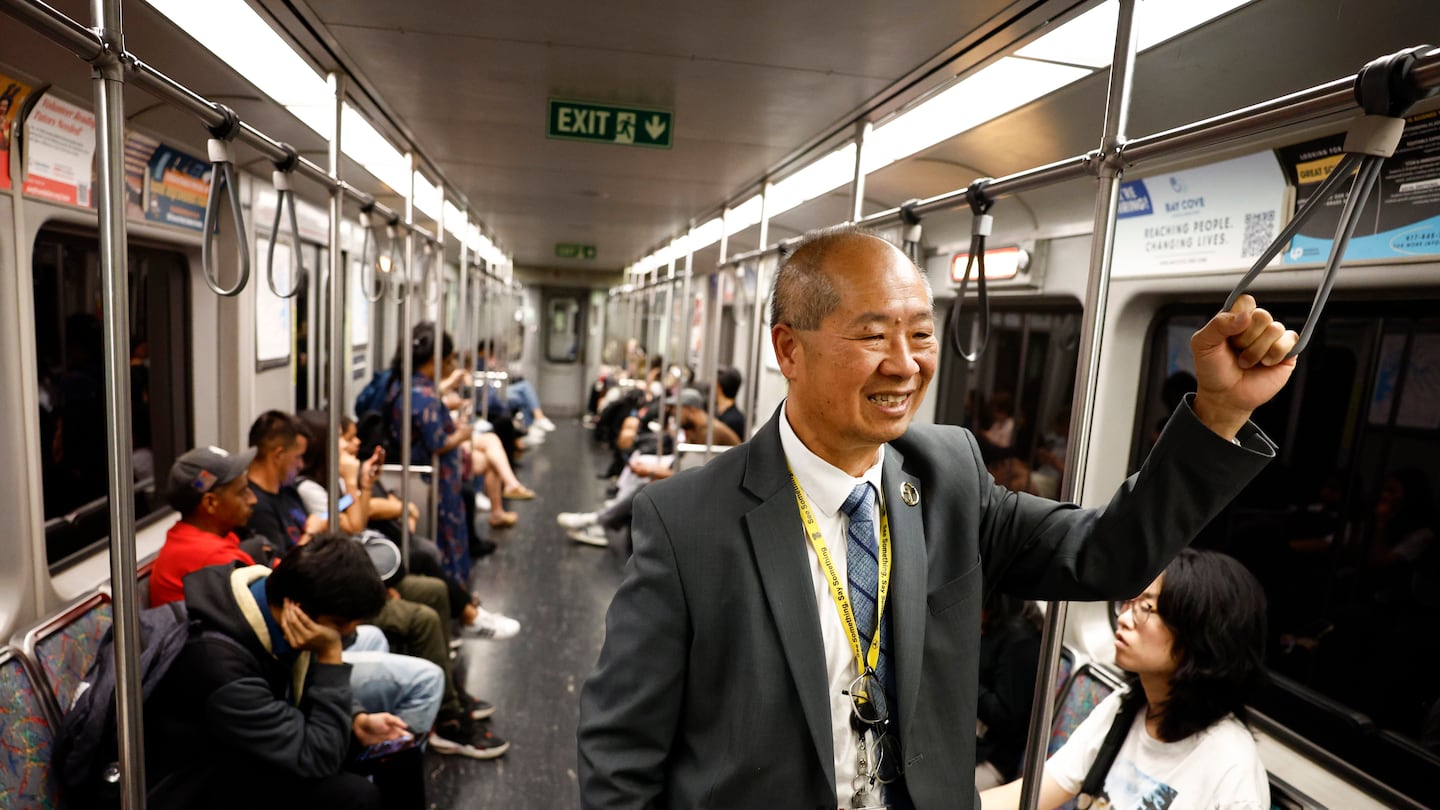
[484,468,517,526]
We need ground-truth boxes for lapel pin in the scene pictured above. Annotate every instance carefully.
[901,482,920,507]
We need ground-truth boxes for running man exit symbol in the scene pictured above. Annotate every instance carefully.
[548,100,673,149]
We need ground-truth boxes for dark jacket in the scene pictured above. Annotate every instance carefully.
[578,396,1276,810]
[144,562,357,809]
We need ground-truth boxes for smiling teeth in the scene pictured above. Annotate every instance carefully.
[870,394,906,406]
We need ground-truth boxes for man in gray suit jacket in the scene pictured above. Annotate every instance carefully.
[578,227,1296,810]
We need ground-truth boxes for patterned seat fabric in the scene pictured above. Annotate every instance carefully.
[1047,664,1118,757]
[0,653,60,809]
[35,600,112,711]
[1054,648,1075,705]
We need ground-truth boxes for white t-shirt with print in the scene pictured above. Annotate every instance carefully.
[1046,691,1269,810]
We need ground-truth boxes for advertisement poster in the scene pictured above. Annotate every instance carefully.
[0,74,34,191]
[254,238,294,367]
[23,94,96,205]
[1279,111,1440,263]
[124,130,161,220]
[1112,151,1287,277]
[145,144,211,231]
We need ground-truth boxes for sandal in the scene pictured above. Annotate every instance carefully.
[488,511,519,528]
[503,484,536,500]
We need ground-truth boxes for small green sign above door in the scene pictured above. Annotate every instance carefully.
[547,99,673,149]
[556,243,598,260]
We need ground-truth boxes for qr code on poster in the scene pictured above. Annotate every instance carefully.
[1241,210,1276,259]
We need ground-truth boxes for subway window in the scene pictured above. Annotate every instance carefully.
[1133,300,1440,804]
[545,295,582,364]
[32,227,192,569]
[935,303,1082,498]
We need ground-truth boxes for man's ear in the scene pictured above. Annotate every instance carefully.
[772,323,803,382]
[200,491,218,516]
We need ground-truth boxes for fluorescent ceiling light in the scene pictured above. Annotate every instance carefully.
[689,217,725,253]
[1137,0,1253,51]
[864,58,1089,173]
[412,173,443,221]
[725,195,763,235]
[768,143,858,218]
[1016,0,1255,69]
[1015,2,1118,68]
[444,200,466,238]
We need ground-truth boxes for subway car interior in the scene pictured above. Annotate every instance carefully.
[0,0,1438,807]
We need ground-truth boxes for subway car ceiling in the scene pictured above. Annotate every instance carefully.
[7,0,1440,277]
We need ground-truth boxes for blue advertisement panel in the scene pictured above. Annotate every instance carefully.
[1279,111,1440,263]
[145,145,211,231]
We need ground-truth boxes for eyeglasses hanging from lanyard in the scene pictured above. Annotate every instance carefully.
[947,180,994,363]
[1222,45,1437,357]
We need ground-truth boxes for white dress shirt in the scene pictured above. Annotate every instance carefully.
[778,401,888,808]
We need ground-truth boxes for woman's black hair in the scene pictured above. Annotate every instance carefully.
[389,320,455,376]
[1121,548,1268,742]
[295,409,331,486]
[266,533,387,622]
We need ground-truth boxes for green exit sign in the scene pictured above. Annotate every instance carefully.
[548,99,673,149]
[556,243,598,259]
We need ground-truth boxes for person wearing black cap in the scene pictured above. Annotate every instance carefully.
[150,445,259,606]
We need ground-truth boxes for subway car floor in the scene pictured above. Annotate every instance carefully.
[426,420,627,809]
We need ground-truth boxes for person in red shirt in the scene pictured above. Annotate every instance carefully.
[150,445,258,607]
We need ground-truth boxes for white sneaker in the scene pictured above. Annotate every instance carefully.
[475,492,492,512]
[473,418,493,433]
[534,417,557,432]
[556,511,598,530]
[525,428,546,446]
[463,605,520,640]
[568,525,609,547]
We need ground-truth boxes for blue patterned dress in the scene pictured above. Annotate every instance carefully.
[390,374,471,584]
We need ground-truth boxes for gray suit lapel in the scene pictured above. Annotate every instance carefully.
[881,446,926,742]
[741,412,836,791]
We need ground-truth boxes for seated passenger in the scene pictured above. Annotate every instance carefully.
[246,410,323,554]
[981,549,1270,810]
[153,446,445,741]
[974,595,1043,790]
[150,445,258,607]
[144,537,418,810]
[714,366,747,440]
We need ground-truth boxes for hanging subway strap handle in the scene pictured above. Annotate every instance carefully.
[899,198,925,267]
[265,144,305,299]
[200,104,250,297]
[423,240,443,304]
[948,179,994,363]
[389,224,409,303]
[1224,45,1436,358]
[359,204,387,304]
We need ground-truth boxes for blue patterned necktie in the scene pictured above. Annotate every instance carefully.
[840,482,892,696]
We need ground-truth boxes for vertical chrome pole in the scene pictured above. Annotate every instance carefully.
[1018,3,1138,810]
[325,74,346,522]
[458,217,471,425]
[399,155,417,569]
[429,186,444,551]
[747,181,771,424]
[480,268,491,422]
[91,2,144,806]
[676,224,695,433]
[704,208,729,457]
[850,121,872,223]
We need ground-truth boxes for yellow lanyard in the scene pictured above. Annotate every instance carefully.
[789,471,892,677]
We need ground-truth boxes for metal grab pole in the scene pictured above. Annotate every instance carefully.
[480,272,491,423]
[399,156,417,571]
[676,225,695,433]
[704,208,729,458]
[746,182,771,427]
[458,221,470,425]
[429,184,444,549]
[91,1,144,807]
[325,73,346,522]
[1018,3,1138,810]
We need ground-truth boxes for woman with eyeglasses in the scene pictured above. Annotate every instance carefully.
[981,549,1270,810]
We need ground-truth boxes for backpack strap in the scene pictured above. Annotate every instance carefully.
[1075,695,1145,809]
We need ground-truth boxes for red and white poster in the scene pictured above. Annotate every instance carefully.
[0,73,34,191]
[23,94,96,206]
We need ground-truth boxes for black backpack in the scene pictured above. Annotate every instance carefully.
[53,601,196,807]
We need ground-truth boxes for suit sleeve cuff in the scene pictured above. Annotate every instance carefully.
[1179,393,1277,456]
